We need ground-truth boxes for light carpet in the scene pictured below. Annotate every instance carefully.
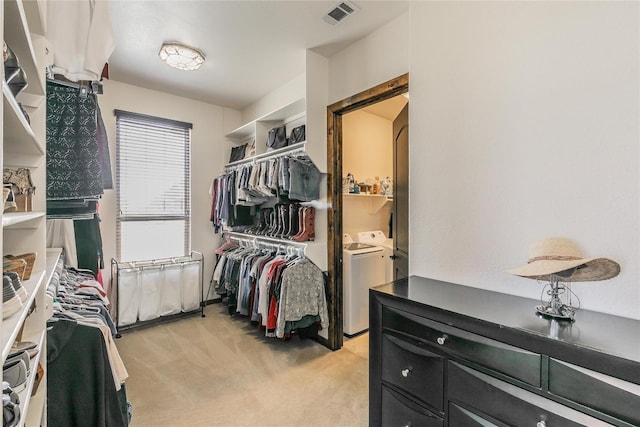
[116,304,369,426]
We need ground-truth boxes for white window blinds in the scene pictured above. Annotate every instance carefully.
[115,110,192,262]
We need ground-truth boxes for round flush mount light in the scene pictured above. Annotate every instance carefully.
[158,42,205,71]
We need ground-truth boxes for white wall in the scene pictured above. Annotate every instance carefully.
[343,110,393,182]
[328,2,639,319]
[240,73,305,124]
[97,80,227,297]
[234,55,329,273]
[409,2,639,318]
[328,11,410,104]
[342,110,394,238]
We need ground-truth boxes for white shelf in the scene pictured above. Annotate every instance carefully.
[20,0,46,36]
[226,121,255,142]
[2,1,48,425]
[3,212,45,228]
[3,82,44,161]
[3,0,46,101]
[24,380,45,427]
[343,193,392,213]
[225,98,306,141]
[343,193,392,198]
[225,141,306,168]
[17,328,46,427]
[1,270,46,361]
[262,98,306,121]
[44,248,63,290]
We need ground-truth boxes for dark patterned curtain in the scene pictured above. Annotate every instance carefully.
[46,81,104,200]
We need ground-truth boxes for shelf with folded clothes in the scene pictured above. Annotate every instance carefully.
[13,329,45,427]
[2,250,58,361]
[1,270,45,362]
[2,1,48,425]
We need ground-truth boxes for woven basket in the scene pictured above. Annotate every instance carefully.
[14,193,32,212]
[4,253,36,280]
[3,258,27,280]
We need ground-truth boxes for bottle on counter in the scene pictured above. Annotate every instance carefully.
[372,176,380,195]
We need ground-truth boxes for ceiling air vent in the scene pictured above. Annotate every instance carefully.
[323,1,360,25]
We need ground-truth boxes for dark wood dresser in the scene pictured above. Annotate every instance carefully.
[369,276,640,426]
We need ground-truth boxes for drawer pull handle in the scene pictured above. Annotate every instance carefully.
[536,421,546,427]
[437,335,447,345]
[401,368,411,378]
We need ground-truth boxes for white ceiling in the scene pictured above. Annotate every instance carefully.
[361,94,408,121]
[108,1,410,111]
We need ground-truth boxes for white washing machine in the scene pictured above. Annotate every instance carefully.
[343,234,386,336]
[357,230,394,283]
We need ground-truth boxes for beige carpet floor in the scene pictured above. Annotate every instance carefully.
[116,304,369,426]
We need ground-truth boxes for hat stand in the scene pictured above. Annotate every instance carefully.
[535,273,576,321]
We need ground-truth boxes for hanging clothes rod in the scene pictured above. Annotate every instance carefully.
[225,142,307,170]
[46,77,104,96]
[111,251,204,271]
[223,231,307,250]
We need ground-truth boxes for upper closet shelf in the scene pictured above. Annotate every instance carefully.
[225,98,306,141]
[225,141,306,168]
[4,0,46,102]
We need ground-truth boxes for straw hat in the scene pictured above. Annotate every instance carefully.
[507,237,620,282]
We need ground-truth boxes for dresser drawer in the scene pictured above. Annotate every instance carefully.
[382,332,445,411]
[549,359,640,425]
[448,402,502,427]
[384,306,541,387]
[381,385,443,427]
[448,361,614,426]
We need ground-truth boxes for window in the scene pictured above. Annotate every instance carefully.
[115,110,192,262]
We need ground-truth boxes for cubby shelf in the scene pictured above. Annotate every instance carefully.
[2,0,49,425]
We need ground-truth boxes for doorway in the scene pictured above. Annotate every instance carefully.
[326,74,409,350]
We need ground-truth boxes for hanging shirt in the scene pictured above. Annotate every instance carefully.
[47,0,116,82]
[276,258,328,338]
[48,320,126,427]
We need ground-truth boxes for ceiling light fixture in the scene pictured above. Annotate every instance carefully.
[158,42,205,71]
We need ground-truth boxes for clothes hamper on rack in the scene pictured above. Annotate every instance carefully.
[112,252,204,329]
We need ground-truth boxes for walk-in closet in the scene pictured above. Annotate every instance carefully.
[3,1,640,426]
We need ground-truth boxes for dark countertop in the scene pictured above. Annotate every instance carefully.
[372,276,640,365]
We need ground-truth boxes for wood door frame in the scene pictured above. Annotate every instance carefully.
[325,73,409,350]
